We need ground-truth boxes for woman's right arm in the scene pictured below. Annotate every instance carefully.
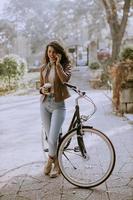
[40,66,45,94]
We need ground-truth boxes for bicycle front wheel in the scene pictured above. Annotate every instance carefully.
[57,126,115,188]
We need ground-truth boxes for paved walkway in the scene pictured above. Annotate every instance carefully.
[0,67,133,200]
[0,127,133,200]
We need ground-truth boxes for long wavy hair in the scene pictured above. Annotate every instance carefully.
[42,41,70,67]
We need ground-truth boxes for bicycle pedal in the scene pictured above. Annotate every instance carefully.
[74,146,80,152]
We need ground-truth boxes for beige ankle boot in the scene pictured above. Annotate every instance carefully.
[50,158,61,178]
[44,157,53,175]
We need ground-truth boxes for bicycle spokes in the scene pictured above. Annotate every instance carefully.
[58,127,115,188]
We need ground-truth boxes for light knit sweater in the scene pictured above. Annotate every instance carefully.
[48,63,55,93]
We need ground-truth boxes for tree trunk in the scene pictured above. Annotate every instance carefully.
[102,0,131,64]
[111,34,122,62]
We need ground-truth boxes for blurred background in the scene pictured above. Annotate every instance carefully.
[0,0,132,68]
[0,0,133,114]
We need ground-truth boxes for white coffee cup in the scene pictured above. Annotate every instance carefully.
[43,83,52,93]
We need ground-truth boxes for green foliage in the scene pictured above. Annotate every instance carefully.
[89,62,101,70]
[0,54,27,87]
[120,47,133,61]
[100,72,109,85]
[0,60,5,76]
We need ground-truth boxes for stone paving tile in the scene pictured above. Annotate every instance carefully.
[0,132,133,199]
[60,184,109,200]
[0,128,133,200]
[0,161,133,200]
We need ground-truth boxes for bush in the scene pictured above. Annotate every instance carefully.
[0,54,27,88]
[5,54,27,76]
[0,59,5,76]
[120,47,133,61]
[101,72,109,85]
[89,62,101,70]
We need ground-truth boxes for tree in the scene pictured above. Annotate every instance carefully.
[4,0,58,51]
[4,0,132,63]
[0,19,16,55]
[4,0,106,52]
[0,55,27,88]
[52,0,106,44]
[102,0,131,63]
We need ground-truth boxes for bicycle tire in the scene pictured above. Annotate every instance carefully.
[57,126,116,188]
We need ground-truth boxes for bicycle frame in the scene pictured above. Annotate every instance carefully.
[61,83,95,157]
[62,96,88,157]
[66,93,93,132]
[67,104,81,132]
[59,100,81,144]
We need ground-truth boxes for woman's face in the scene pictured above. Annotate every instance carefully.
[47,46,57,63]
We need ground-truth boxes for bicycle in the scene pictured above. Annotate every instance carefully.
[41,83,116,188]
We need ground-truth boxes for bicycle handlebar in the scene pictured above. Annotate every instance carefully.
[64,82,86,96]
[64,82,76,89]
[64,82,97,121]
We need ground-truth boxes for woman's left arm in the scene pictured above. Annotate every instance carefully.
[55,63,71,83]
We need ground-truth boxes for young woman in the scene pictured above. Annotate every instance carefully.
[40,41,71,178]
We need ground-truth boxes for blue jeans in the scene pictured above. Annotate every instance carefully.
[40,95,66,157]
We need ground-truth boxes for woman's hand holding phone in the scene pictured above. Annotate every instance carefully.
[56,54,62,65]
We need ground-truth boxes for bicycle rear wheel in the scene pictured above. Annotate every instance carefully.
[57,126,115,188]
